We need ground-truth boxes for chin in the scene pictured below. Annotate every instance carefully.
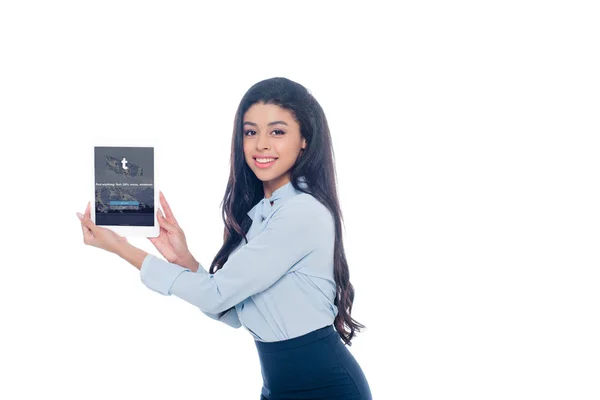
[251,168,286,183]
[247,158,293,185]
[253,171,280,182]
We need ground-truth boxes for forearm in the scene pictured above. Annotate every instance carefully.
[176,252,200,273]
[116,242,149,270]
[116,242,200,273]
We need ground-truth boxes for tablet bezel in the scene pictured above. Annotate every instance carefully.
[91,143,159,238]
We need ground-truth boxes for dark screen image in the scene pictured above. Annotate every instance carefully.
[95,146,154,227]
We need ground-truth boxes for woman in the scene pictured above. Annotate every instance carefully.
[76,77,372,399]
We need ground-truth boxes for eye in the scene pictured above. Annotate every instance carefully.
[244,129,285,136]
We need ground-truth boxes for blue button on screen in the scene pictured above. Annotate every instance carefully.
[109,200,140,206]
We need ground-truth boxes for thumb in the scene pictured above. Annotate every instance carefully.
[80,215,97,232]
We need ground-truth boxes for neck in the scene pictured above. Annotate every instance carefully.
[263,174,291,199]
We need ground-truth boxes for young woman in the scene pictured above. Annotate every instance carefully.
[76,77,372,399]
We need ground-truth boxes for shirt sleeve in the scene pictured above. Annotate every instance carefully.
[139,196,330,314]
[139,255,241,328]
[200,307,241,328]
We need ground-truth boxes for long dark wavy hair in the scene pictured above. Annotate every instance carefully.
[209,77,366,346]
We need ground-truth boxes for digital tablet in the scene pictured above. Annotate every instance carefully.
[92,145,159,237]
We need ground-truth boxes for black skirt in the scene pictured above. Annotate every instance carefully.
[255,324,372,400]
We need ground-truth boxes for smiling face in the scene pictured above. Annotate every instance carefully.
[243,102,307,198]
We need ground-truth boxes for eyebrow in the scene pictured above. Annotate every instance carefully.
[243,120,289,127]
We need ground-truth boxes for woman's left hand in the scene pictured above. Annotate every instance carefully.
[77,201,129,254]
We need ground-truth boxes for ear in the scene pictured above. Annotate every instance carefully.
[302,138,307,149]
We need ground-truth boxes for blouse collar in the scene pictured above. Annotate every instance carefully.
[247,176,308,222]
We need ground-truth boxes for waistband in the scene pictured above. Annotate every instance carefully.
[254,324,336,353]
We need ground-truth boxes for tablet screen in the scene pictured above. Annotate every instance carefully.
[94,146,155,227]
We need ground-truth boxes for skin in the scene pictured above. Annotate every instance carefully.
[243,102,306,199]
[77,102,306,272]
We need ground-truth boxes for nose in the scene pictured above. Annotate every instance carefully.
[256,132,270,150]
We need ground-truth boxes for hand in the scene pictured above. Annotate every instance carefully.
[77,201,129,255]
[148,191,193,266]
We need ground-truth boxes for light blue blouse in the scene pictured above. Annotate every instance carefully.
[139,177,339,342]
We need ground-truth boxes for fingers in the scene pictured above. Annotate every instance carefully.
[82,226,94,245]
[157,208,177,233]
[159,191,178,224]
[79,213,90,238]
[77,203,95,245]
[80,214,97,233]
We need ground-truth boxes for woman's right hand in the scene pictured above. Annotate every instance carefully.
[148,191,193,266]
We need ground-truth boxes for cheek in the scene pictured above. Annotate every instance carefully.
[242,142,252,159]
[279,142,302,158]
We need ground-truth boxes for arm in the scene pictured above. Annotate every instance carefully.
[116,233,243,328]
[197,240,244,328]
[138,196,331,314]
[200,306,241,328]
[116,243,199,271]
[193,259,241,328]
[117,244,148,270]
[117,243,241,328]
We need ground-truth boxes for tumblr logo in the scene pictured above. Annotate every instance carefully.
[121,157,129,170]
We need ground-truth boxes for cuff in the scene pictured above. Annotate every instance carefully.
[140,253,191,295]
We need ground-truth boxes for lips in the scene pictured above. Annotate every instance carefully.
[254,157,277,169]
[255,157,277,163]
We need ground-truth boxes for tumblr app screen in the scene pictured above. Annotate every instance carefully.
[94,146,154,226]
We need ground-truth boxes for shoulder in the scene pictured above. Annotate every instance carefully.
[274,193,334,230]
[263,193,336,250]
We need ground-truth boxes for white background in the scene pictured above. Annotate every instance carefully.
[1,1,598,399]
